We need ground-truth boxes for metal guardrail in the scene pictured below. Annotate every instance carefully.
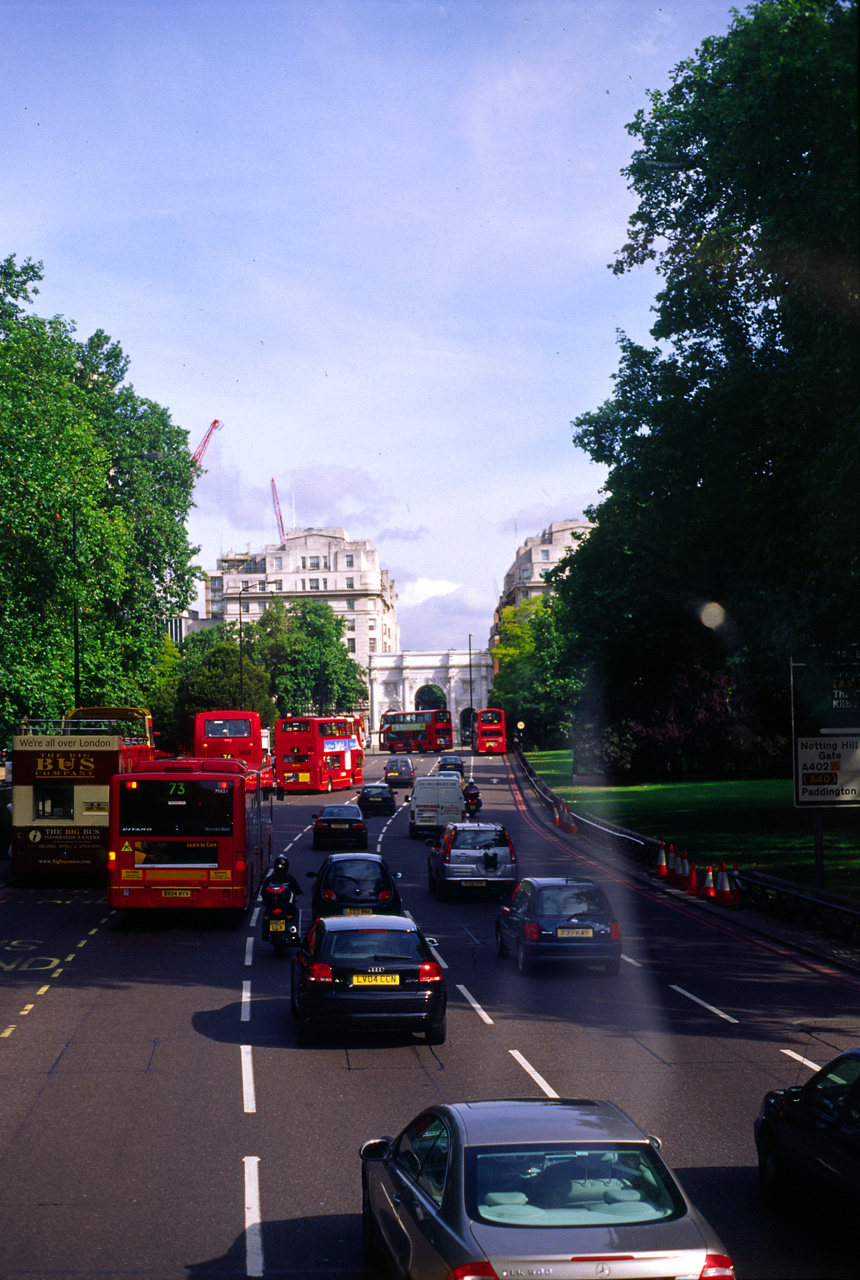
[513,745,860,950]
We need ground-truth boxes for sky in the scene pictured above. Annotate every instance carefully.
[2,0,742,651]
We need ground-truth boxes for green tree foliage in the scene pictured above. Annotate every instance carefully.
[0,255,199,738]
[553,0,858,772]
[491,596,581,748]
[175,642,273,728]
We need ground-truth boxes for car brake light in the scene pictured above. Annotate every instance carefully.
[307,962,333,984]
[443,1264,498,1280]
[508,840,516,861]
[272,908,282,916]
[610,921,621,941]
[524,921,539,941]
[378,889,392,901]
[351,822,364,829]
[419,961,443,983]
[699,1256,735,1280]
[322,888,336,901]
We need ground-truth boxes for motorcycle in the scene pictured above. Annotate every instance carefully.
[261,882,301,955]
[464,790,483,819]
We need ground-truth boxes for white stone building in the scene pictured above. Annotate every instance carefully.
[204,528,399,674]
[489,518,594,652]
[367,649,494,748]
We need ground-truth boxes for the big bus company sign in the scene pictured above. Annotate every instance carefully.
[791,650,860,807]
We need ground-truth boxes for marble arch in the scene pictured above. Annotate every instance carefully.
[367,650,493,748]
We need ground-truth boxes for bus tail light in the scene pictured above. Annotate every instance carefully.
[108,850,116,863]
[307,962,333,984]
[524,921,539,941]
[419,962,443,984]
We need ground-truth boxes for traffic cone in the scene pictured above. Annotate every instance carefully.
[677,853,690,891]
[686,862,699,895]
[655,843,667,879]
[553,804,560,826]
[730,860,742,906]
[701,865,716,899]
[715,862,733,905]
[666,845,677,883]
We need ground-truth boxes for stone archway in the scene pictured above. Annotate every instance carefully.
[366,650,493,751]
[415,683,447,711]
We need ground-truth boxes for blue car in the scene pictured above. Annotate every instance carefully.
[496,876,622,976]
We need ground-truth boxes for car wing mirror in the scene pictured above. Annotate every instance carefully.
[393,871,403,879]
[306,870,318,879]
[424,937,439,948]
[360,1138,392,1161]
[500,905,510,916]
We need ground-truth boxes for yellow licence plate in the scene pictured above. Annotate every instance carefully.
[352,974,399,986]
[162,890,192,899]
[557,927,593,938]
[269,920,286,931]
[344,907,372,915]
[468,880,487,887]
[330,822,349,828]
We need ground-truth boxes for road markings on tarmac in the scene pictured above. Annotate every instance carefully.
[669,984,739,1024]
[456,984,494,1025]
[241,1045,257,1113]
[244,937,254,967]
[241,980,252,1022]
[243,1156,264,1278]
[509,1049,559,1098]
[781,1048,821,1071]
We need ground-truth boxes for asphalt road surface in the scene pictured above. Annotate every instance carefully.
[1,754,857,1279]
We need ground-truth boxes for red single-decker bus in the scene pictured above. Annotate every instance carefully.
[192,710,274,788]
[273,716,363,792]
[474,708,507,754]
[107,757,272,910]
[379,709,453,754]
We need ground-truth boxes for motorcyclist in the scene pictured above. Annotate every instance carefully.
[463,777,482,812]
[261,854,302,905]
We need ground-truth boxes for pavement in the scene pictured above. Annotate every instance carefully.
[507,751,860,981]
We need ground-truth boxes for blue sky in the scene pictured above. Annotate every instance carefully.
[2,0,740,650]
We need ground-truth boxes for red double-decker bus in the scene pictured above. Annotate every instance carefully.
[273,716,363,792]
[379,709,453,754]
[192,710,273,788]
[10,707,160,877]
[473,708,507,754]
[107,757,272,911]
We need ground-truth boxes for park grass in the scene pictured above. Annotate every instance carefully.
[525,750,860,902]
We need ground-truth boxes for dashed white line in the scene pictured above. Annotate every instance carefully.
[244,937,254,967]
[243,1156,264,1277]
[509,1050,559,1098]
[456,984,494,1025]
[622,953,642,967]
[241,980,252,1022]
[669,984,739,1024]
[241,1045,257,1113]
[781,1048,821,1071]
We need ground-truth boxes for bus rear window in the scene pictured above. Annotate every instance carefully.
[204,718,252,738]
[119,780,234,836]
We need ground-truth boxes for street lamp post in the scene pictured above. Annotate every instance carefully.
[72,452,162,707]
[468,634,474,749]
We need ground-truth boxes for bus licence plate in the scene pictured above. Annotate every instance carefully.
[557,927,593,937]
[344,907,372,915]
[352,974,399,986]
[162,890,192,898]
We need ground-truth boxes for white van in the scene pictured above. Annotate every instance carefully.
[408,775,465,838]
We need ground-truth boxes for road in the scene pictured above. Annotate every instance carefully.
[0,753,857,1279]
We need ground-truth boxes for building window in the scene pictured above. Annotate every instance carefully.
[241,601,250,613]
[273,557,282,570]
[345,577,354,589]
[346,618,355,631]
[369,638,377,653]
[273,580,282,591]
[241,579,249,590]
[322,578,327,590]
[300,579,305,590]
[368,621,376,631]
[309,578,319,591]
[541,550,550,561]
[345,555,354,568]
[346,597,355,610]
[323,557,329,570]
[301,557,307,569]
[347,638,356,653]
[309,556,320,570]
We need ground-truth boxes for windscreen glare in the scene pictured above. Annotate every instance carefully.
[119,779,234,836]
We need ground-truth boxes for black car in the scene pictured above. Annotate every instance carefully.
[438,754,465,777]
[754,1048,860,1211]
[307,851,403,919]
[356,783,397,817]
[311,803,368,850]
[291,914,446,1044]
[496,876,622,976]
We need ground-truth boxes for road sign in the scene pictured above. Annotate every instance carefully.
[792,652,860,807]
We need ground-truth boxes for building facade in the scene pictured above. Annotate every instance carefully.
[367,649,494,748]
[204,528,399,674]
[489,518,594,651]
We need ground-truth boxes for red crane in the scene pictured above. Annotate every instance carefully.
[191,419,223,469]
[271,478,286,543]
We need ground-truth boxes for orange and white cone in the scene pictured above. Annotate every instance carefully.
[677,853,690,891]
[655,843,668,879]
[667,845,677,883]
[686,862,699,895]
[715,862,733,905]
[701,865,716,899]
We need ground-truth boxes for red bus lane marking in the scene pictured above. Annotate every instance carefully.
[504,759,860,994]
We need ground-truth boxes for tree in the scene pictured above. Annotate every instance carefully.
[175,642,274,728]
[492,596,581,748]
[0,256,199,738]
[552,0,858,770]
[251,598,368,716]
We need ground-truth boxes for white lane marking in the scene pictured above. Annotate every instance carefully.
[669,984,739,1024]
[781,1048,821,1071]
[509,1050,559,1098]
[250,907,260,926]
[622,954,642,968]
[241,1045,257,1113]
[457,984,494,1025]
[244,937,254,967]
[241,980,252,1022]
[243,1156,264,1277]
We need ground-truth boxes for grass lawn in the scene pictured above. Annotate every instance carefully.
[525,750,860,902]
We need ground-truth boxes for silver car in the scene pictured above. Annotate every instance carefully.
[360,1098,735,1280]
[426,822,517,900]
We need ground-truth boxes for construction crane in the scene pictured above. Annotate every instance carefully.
[191,419,223,470]
[271,478,286,544]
